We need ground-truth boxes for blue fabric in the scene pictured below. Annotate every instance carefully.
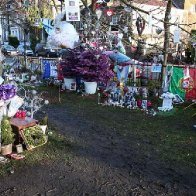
[43,60,51,79]
[116,65,129,82]
[109,52,130,64]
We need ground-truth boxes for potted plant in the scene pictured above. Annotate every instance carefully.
[60,47,83,90]
[75,49,114,94]
[1,116,15,155]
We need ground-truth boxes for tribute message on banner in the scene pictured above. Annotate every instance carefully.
[65,0,80,21]
[151,64,162,73]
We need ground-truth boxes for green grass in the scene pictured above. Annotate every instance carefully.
[57,88,196,168]
[0,130,75,176]
[0,86,195,175]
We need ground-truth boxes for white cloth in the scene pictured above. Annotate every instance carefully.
[7,96,24,117]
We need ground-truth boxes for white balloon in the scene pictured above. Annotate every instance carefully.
[96,9,102,20]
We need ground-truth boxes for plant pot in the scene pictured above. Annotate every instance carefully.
[63,77,76,90]
[1,144,13,155]
[84,81,97,94]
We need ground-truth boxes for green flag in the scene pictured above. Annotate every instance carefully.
[169,67,185,99]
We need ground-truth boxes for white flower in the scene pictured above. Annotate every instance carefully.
[32,90,37,95]
[26,111,31,117]
[44,100,49,105]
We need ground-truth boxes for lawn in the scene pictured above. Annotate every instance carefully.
[58,90,196,168]
[0,86,196,176]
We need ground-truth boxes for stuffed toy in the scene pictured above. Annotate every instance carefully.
[47,11,79,49]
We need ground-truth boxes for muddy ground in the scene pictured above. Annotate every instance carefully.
[0,102,195,196]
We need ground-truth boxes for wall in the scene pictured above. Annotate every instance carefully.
[184,0,196,30]
[130,3,187,49]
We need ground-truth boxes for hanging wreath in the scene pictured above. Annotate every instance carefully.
[136,17,145,36]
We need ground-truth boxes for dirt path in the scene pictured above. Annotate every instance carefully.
[0,104,195,196]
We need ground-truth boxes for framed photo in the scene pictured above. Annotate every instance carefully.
[69,1,75,6]
[142,100,147,109]
[16,144,24,153]
[70,82,76,90]
[65,0,80,21]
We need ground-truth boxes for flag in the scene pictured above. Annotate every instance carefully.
[43,60,50,79]
[41,18,54,35]
[169,66,196,100]
[185,68,196,100]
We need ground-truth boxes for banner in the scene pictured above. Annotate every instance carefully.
[43,60,50,79]
[185,68,196,100]
[42,60,58,79]
[65,0,80,21]
[151,64,162,73]
[41,18,54,35]
[169,67,196,100]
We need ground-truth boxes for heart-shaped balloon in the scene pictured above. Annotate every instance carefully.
[106,10,113,17]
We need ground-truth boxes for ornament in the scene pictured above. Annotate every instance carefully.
[136,17,145,36]
[118,33,123,39]
[156,27,162,35]
[96,0,110,3]
[95,3,102,10]
[137,99,142,107]
[106,9,113,17]
[124,6,132,13]
[123,26,128,33]
[96,9,103,20]
[83,24,87,29]
[96,0,104,3]
[147,100,152,108]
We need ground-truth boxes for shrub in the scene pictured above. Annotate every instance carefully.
[1,116,15,145]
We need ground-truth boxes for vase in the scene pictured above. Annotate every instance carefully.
[84,82,97,94]
[63,77,76,90]
[1,144,13,155]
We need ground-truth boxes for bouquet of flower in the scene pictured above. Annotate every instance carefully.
[75,49,114,83]
[0,84,16,100]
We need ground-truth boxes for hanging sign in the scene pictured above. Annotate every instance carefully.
[148,13,152,30]
[173,27,181,44]
[65,0,80,21]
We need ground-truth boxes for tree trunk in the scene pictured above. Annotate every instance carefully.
[51,0,58,13]
[161,0,172,83]
[91,0,97,14]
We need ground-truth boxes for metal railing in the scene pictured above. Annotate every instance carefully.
[16,56,61,73]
